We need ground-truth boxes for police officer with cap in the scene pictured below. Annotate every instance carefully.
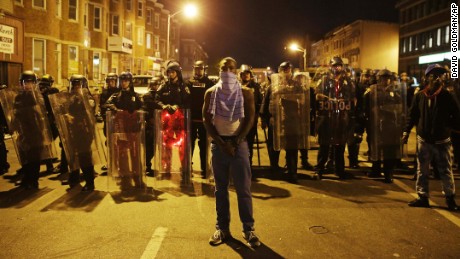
[404,64,460,210]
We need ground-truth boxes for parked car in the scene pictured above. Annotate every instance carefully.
[132,75,153,94]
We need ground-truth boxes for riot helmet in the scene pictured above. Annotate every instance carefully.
[105,72,118,83]
[278,61,293,73]
[330,56,343,75]
[360,68,372,83]
[38,74,54,93]
[376,69,392,87]
[193,60,207,79]
[166,61,183,82]
[239,64,253,83]
[69,74,88,92]
[118,71,134,91]
[40,74,54,86]
[19,70,38,90]
[19,70,37,85]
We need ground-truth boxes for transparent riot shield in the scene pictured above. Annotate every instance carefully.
[106,110,147,194]
[270,73,310,151]
[154,108,192,188]
[369,82,406,161]
[48,89,106,172]
[0,88,55,165]
[315,74,355,145]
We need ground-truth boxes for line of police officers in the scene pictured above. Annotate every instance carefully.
[1,57,458,210]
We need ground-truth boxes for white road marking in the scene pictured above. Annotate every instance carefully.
[393,179,460,228]
[140,227,168,259]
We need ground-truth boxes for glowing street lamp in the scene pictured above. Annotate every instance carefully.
[288,43,307,71]
[166,4,198,59]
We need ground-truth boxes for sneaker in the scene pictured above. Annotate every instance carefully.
[408,196,430,208]
[209,229,230,246]
[446,195,459,211]
[242,231,261,248]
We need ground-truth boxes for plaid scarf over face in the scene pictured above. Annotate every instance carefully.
[207,71,244,121]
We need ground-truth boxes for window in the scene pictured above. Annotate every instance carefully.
[436,28,441,46]
[146,33,152,49]
[445,25,450,44]
[137,1,143,18]
[154,14,160,29]
[68,45,78,74]
[428,31,433,48]
[146,9,152,24]
[14,0,23,5]
[56,0,61,18]
[125,22,133,40]
[137,27,144,45]
[69,46,78,61]
[93,52,100,79]
[94,7,101,31]
[69,0,77,21]
[84,3,88,28]
[409,37,412,52]
[154,35,159,51]
[401,38,406,53]
[33,39,45,75]
[112,15,119,35]
[126,0,132,11]
[33,0,45,8]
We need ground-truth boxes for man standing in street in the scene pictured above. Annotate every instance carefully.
[203,57,260,248]
[403,64,460,211]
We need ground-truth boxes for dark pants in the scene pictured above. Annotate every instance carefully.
[246,126,258,166]
[317,144,346,175]
[191,121,208,173]
[145,130,155,170]
[286,149,298,176]
[21,162,41,186]
[267,124,280,168]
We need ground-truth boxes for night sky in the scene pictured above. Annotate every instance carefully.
[158,0,399,73]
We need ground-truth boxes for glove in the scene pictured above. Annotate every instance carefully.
[166,105,178,114]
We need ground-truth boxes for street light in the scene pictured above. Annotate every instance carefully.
[288,43,307,71]
[166,3,198,60]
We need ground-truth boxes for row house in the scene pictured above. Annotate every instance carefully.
[310,20,399,73]
[0,0,194,89]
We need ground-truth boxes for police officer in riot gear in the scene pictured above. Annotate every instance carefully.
[105,71,145,189]
[63,74,97,192]
[239,64,263,172]
[99,72,119,172]
[142,76,163,175]
[353,68,373,165]
[356,69,403,183]
[186,60,214,178]
[315,56,356,179]
[155,61,191,175]
[38,74,61,173]
[10,71,53,189]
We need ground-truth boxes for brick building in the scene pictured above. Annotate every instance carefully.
[0,0,207,89]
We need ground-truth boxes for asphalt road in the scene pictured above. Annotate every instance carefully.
[0,127,459,258]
